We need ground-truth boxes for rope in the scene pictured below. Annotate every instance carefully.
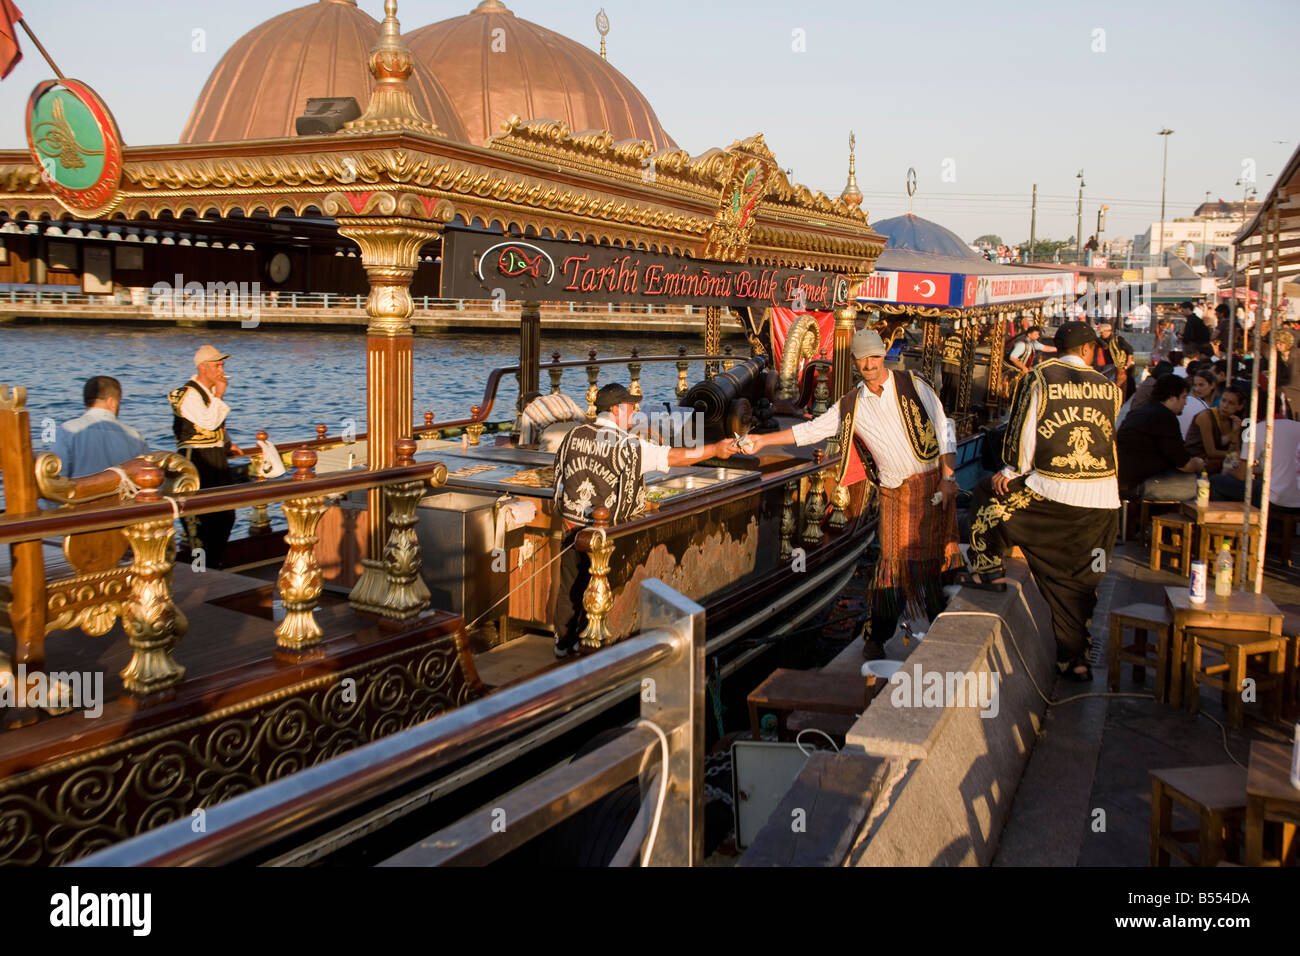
[461,538,577,633]
[634,719,670,867]
[106,466,140,500]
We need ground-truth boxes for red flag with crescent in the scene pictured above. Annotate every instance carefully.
[0,1,22,80]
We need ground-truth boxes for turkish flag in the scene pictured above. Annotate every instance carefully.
[902,272,950,304]
[0,1,23,80]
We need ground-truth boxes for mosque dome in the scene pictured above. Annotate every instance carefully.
[405,0,677,148]
[181,0,468,144]
[869,214,981,259]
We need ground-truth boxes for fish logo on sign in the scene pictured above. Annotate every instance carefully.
[477,241,556,285]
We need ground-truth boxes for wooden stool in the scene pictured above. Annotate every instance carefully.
[1185,627,1287,727]
[1150,764,1248,866]
[1108,602,1172,699]
[1141,499,1183,547]
[1150,513,1194,574]
[1198,524,1260,582]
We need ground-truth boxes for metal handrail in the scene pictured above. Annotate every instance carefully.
[73,579,705,867]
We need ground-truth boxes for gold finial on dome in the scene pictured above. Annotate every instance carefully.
[596,8,610,59]
[342,0,440,136]
[840,130,863,208]
[472,0,514,13]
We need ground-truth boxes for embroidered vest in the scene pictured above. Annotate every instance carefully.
[1003,359,1120,481]
[554,421,645,525]
[1004,332,1039,369]
[832,370,940,489]
[168,380,226,448]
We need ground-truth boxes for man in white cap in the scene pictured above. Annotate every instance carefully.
[168,345,242,567]
[741,328,960,654]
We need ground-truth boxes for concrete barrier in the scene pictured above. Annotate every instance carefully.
[843,555,1058,866]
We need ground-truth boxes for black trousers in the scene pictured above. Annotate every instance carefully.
[553,528,590,650]
[184,446,236,569]
[967,476,1117,664]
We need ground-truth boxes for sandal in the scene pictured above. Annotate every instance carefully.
[1059,659,1093,682]
[953,570,1007,593]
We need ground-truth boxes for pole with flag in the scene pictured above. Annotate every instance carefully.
[0,2,68,81]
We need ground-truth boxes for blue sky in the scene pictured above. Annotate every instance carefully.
[2,0,1295,246]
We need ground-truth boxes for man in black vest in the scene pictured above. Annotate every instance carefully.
[962,322,1122,681]
[168,345,243,569]
[552,383,734,658]
[742,329,961,655]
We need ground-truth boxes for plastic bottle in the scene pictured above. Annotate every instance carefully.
[1196,471,1210,508]
[1292,721,1300,790]
[1214,540,1233,596]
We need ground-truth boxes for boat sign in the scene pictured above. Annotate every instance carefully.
[441,228,851,309]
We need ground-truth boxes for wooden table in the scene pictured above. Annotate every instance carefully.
[1164,587,1283,709]
[1244,741,1300,866]
[1181,501,1261,576]
[747,668,880,741]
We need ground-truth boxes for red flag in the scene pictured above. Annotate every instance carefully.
[0,0,22,80]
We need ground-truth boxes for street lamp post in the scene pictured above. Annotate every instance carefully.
[1157,128,1174,262]
[1075,170,1085,264]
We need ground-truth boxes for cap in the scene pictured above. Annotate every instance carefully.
[1053,321,1097,351]
[851,328,887,359]
[594,382,637,412]
[194,345,230,366]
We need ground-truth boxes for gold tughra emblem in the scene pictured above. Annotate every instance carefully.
[34,95,104,172]
[1049,426,1108,471]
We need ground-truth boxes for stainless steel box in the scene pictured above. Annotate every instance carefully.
[415,490,511,624]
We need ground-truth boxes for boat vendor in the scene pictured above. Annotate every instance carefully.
[961,321,1122,682]
[168,345,243,569]
[1094,322,1135,394]
[738,328,961,655]
[552,382,736,658]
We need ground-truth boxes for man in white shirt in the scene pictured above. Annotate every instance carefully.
[168,345,243,568]
[51,376,150,479]
[551,383,734,657]
[743,329,961,654]
[963,322,1122,682]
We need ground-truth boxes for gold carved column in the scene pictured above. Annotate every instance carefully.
[336,217,442,613]
[986,312,1007,416]
[921,319,942,383]
[120,465,187,697]
[832,277,865,402]
[704,306,721,379]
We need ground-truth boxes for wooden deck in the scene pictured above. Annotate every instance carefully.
[0,547,475,776]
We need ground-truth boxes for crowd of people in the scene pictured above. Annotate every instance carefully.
[1110,298,1300,517]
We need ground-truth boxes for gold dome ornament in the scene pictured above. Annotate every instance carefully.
[840,131,863,209]
[596,8,610,59]
[343,0,442,136]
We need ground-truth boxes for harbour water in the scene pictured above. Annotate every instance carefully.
[0,324,719,459]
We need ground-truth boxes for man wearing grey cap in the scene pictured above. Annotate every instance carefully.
[963,321,1121,682]
[168,345,243,568]
[742,328,960,653]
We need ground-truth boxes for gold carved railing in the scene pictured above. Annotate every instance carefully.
[0,439,448,703]
[572,447,849,650]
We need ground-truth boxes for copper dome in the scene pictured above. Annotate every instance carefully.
[181,0,468,143]
[405,1,676,148]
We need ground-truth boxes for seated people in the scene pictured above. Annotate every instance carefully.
[1185,384,1244,474]
[1117,374,1206,501]
[1209,403,1300,513]
[51,375,151,478]
[1176,369,1216,439]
